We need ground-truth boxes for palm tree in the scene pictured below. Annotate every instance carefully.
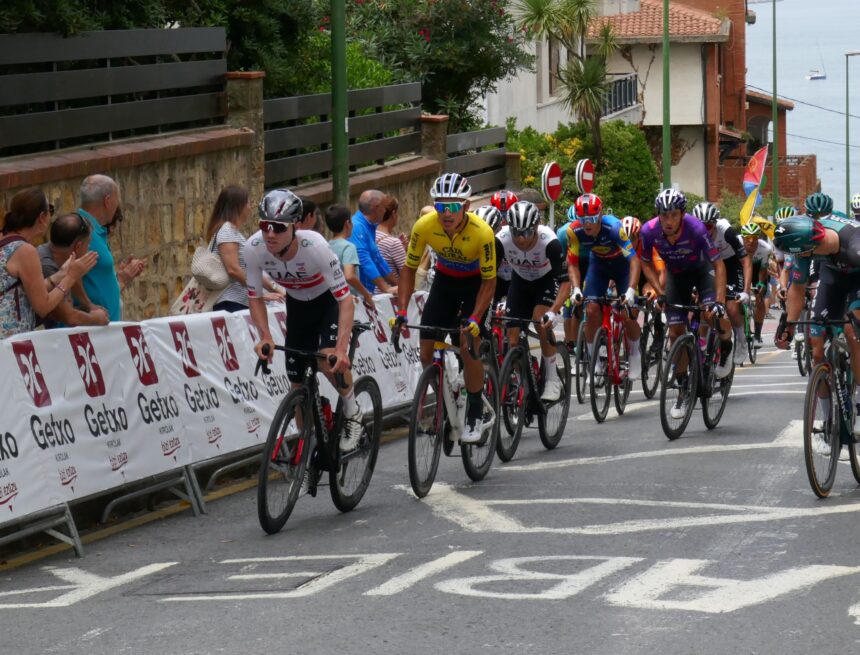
[513,0,617,162]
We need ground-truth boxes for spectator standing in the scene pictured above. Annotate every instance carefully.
[0,188,97,338]
[326,204,374,304]
[38,212,109,328]
[375,195,407,283]
[205,185,283,313]
[348,189,397,294]
[297,197,323,233]
[77,175,146,320]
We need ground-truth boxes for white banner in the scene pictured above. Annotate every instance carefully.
[0,292,426,528]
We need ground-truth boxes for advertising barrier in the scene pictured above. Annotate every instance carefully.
[0,292,427,529]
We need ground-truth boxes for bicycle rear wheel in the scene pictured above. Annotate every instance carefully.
[613,330,632,415]
[574,321,590,404]
[538,344,572,449]
[803,363,839,498]
[659,336,698,440]
[461,361,500,481]
[329,376,382,512]
[640,313,661,399]
[702,336,733,430]
[257,388,311,534]
[589,327,611,423]
[408,365,445,498]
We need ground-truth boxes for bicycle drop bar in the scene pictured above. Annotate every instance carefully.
[391,323,479,360]
[255,344,348,388]
[496,315,558,347]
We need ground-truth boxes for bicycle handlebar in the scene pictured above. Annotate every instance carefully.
[255,344,347,388]
[392,323,479,360]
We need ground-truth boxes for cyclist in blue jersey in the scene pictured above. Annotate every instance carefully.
[566,193,642,380]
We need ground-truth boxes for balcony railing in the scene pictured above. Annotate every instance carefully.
[602,73,639,118]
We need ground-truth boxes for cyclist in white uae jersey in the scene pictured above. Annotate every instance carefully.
[692,202,751,364]
[741,222,773,345]
[247,189,362,451]
[496,201,570,401]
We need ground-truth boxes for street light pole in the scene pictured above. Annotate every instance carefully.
[771,0,778,211]
[846,52,860,215]
[662,0,671,188]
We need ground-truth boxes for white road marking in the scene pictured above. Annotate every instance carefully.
[732,391,805,396]
[81,627,111,641]
[0,585,75,597]
[364,551,483,596]
[161,554,399,602]
[395,484,526,532]
[435,556,641,600]
[604,559,860,614]
[0,563,177,609]
[576,400,658,421]
[731,382,807,388]
[504,420,803,473]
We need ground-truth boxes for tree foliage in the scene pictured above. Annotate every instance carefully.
[347,0,534,132]
[508,118,659,221]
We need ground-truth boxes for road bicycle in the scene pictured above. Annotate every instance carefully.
[659,302,734,439]
[726,288,757,367]
[589,296,638,423]
[495,316,571,461]
[793,316,860,497]
[255,323,382,534]
[794,289,814,376]
[639,298,665,399]
[393,325,499,498]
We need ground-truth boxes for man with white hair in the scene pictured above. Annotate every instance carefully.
[77,174,146,320]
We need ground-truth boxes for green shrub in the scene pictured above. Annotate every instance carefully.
[507,119,659,222]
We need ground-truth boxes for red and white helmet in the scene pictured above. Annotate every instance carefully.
[491,190,519,214]
[574,193,603,223]
[621,216,641,240]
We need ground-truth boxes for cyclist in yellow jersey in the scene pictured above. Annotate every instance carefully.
[394,173,496,443]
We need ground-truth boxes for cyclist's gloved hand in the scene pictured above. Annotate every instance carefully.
[464,315,481,338]
[623,287,636,306]
[754,281,767,294]
[712,303,726,319]
[572,286,583,304]
[655,294,667,310]
[541,311,559,328]
[738,291,750,305]
[388,309,407,330]
[777,286,787,301]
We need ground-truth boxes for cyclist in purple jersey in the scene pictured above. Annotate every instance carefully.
[640,190,733,401]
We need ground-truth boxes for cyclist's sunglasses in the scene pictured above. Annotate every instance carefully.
[259,220,290,234]
[581,214,602,224]
[434,201,463,214]
[511,226,537,238]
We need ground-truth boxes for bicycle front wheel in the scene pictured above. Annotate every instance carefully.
[659,336,698,440]
[497,347,528,462]
[803,363,839,498]
[589,327,611,423]
[538,344,572,449]
[408,364,445,498]
[613,330,632,415]
[461,362,500,481]
[702,337,733,430]
[574,321,589,404]
[329,376,382,512]
[257,388,312,535]
[640,313,661,399]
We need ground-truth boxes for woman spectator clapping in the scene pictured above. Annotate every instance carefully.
[375,195,407,283]
[0,187,98,338]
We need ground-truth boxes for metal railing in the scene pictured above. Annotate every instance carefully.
[602,73,639,118]
[263,83,422,189]
[0,28,227,158]
[443,127,507,195]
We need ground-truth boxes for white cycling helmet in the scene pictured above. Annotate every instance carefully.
[852,193,860,212]
[430,173,471,200]
[507,201,541,232]
[692,201,720,225]
[474,205,504,232]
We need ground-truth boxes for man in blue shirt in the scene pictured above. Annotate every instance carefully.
[77,175,146,321]
[348,189,397,294]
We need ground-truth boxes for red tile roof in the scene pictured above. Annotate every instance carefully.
[746,89,795,110]
[588,0,728,42]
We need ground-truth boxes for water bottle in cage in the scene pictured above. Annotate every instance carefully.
[321,397,334,432]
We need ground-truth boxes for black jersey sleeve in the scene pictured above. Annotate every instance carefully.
[546,238,569,282]
[724,226,747,259]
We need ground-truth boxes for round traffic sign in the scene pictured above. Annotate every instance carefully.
[575,158,595,194]
[541,161,563,203]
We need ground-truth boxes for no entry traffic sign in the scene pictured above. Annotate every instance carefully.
[575,158,595,194]
[541,162,563,203]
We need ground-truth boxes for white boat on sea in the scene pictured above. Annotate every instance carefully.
[806,69,826,80]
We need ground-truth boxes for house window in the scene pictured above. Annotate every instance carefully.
[548,37,561,98]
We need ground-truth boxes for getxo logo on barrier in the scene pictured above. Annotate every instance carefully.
[122,326,159,386]
[169,322,200,378]
[275,311,287,338]
[211,317,239,372]
[11,340,51,408]
[68,333,106,397]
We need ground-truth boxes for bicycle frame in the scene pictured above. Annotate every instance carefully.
[592,297,631,386]
[498,316,553,417]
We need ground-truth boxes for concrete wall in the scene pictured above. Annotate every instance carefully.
[606,43,705,127]
[671,126,707,197]
[485,39,577,134]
